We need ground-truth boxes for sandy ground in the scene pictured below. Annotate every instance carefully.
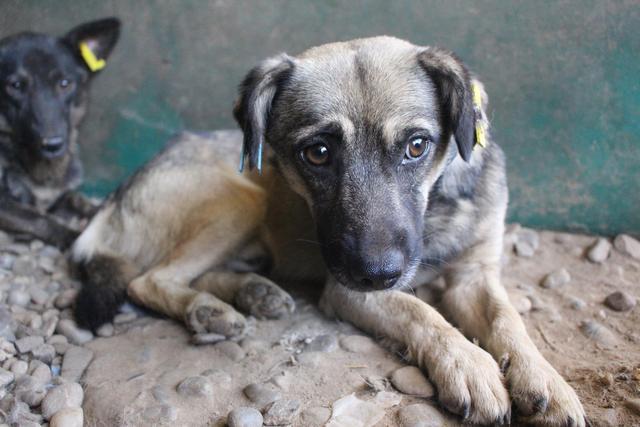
[74,228,640,427]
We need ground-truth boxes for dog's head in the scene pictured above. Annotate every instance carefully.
[0,18,120,168]
[235,36,487,291]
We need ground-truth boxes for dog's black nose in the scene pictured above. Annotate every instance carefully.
[350,249,404,290]
[41,136,66,157]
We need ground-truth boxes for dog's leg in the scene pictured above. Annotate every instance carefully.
[127,232,250,339]
[192,271,294,320]
[0,195,78,248]
[442,238,586,426]
[48,190,99,220]
[320,279,511,424]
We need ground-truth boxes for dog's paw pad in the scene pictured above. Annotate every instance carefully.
[235,279,295,319]
[186,294,246,338]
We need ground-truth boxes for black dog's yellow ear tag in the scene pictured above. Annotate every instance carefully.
[79,42,106,72]
[471,82,487,148]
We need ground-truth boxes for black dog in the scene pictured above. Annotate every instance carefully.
[0,18,120,248]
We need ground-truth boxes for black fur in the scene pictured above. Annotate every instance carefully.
[0,18,120,247]
[419,48,477,162]
[74,254,132,331]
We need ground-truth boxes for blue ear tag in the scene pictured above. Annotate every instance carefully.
[256,141,263,174]
[238,149,246,173]
[238,141,263,174]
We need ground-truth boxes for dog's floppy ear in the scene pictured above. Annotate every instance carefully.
[234,54,294,172]
[62,17,121,73]
[418,47,485,162]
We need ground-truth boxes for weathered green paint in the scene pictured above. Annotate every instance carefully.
[2,0,638,235]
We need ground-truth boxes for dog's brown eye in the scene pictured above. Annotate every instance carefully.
[59,79,70,88]
[303,143,330,166]
[405,137,429,160]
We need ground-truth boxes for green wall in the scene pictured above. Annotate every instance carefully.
[2,1,638,235]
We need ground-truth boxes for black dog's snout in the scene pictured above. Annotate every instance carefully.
[349,248,405,290]
[41,136,66,157]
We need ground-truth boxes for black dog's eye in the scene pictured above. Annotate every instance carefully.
[59,79,70,88]
[404,137,430,161]
[302,143,330,166]
[7,79,26,92]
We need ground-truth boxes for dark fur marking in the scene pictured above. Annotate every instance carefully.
[74,254,134,331]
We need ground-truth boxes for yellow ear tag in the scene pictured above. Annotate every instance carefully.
[471,82,487,148]
[79,42,106,72]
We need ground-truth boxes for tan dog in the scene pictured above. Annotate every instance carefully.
[71,37,586,426]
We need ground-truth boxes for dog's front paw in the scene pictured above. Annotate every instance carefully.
[235,278,295,319]
[186,293,246,338]
[426,336,511,425]
[507,354,586,426]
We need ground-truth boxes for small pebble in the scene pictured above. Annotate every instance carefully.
[29,287,49,306]
[15,336,44,353]
[31,343,56,364]
[540,268,571,289]
[339,335,383,354]
[300,406,331,427]
[613,234,640,259]
[8,290,30,307]
[227,407,263,427]
[262,399,301,426]
[214,340,246,361]
[54,289,77,310]
[176,376,213,398]
[55,319,93,345]
[514,229,539,257]
[0,367,15,387]
[30,360,52,384]
[10,360,28,375]
[510,293,533,314]
[41,382,84,420]
[243,383,281,406]
[61,346,94,382]
[113,312,137,324]
[14,375,47,407]
[49,407,83,427]
[568,296,587,310]
[580,320,617,347]
[586,238,611,263]
[604,291,636,312]
[397,403,448,427]
[96,323,114,337]
[390,366,434,397]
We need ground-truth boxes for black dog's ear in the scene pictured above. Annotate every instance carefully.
[233,54,294,172]
[62,17,121,73]
[418,47,484,162]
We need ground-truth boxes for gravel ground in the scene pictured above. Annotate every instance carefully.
[0,227,638,426]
